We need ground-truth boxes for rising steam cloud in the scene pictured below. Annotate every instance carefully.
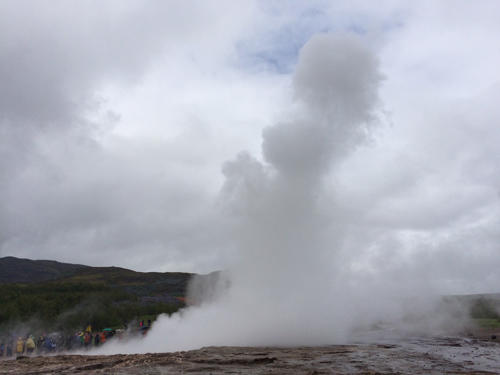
[100,34,437,354]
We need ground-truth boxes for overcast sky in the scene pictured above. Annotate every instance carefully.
[1,1,499,294]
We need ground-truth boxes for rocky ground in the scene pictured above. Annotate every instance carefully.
[1,335,500,374]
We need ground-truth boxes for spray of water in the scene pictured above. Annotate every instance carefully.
[99,34,458,354]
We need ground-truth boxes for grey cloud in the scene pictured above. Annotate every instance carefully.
[0,0,236,126]
[329,78,500,295]
[0,0,258,271]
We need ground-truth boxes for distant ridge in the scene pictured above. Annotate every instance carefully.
[0,256,195,331]
[0,256,90,284]
[0,256,194,286]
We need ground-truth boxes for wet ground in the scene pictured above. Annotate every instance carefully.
[1,335,500,374]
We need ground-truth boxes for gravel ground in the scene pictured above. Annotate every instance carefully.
[1,335,500,374]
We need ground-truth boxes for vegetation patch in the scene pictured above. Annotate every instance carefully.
[0,257,193,334]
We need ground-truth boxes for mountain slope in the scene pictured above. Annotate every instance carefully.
[0,256,193,298]
[0,256,194,331]
[0,256,90,283]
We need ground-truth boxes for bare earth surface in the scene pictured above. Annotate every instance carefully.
[1,336,500,374]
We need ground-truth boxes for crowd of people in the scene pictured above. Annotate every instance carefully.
[0,321,151,358]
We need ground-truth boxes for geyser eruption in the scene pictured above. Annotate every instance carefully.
[103,34,394,353]
[213,33,382,343]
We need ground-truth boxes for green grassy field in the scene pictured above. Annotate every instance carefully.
[473,318,500,328]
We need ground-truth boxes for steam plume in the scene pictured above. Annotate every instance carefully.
[102,34,401,353]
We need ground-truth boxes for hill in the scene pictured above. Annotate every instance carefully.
[0,256,90,283]
[0,256,194,333]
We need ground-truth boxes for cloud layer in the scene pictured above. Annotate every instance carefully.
[0,1,499,299]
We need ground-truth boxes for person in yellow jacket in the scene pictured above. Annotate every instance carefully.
[25,336,36,354]
[16,337,24,355]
